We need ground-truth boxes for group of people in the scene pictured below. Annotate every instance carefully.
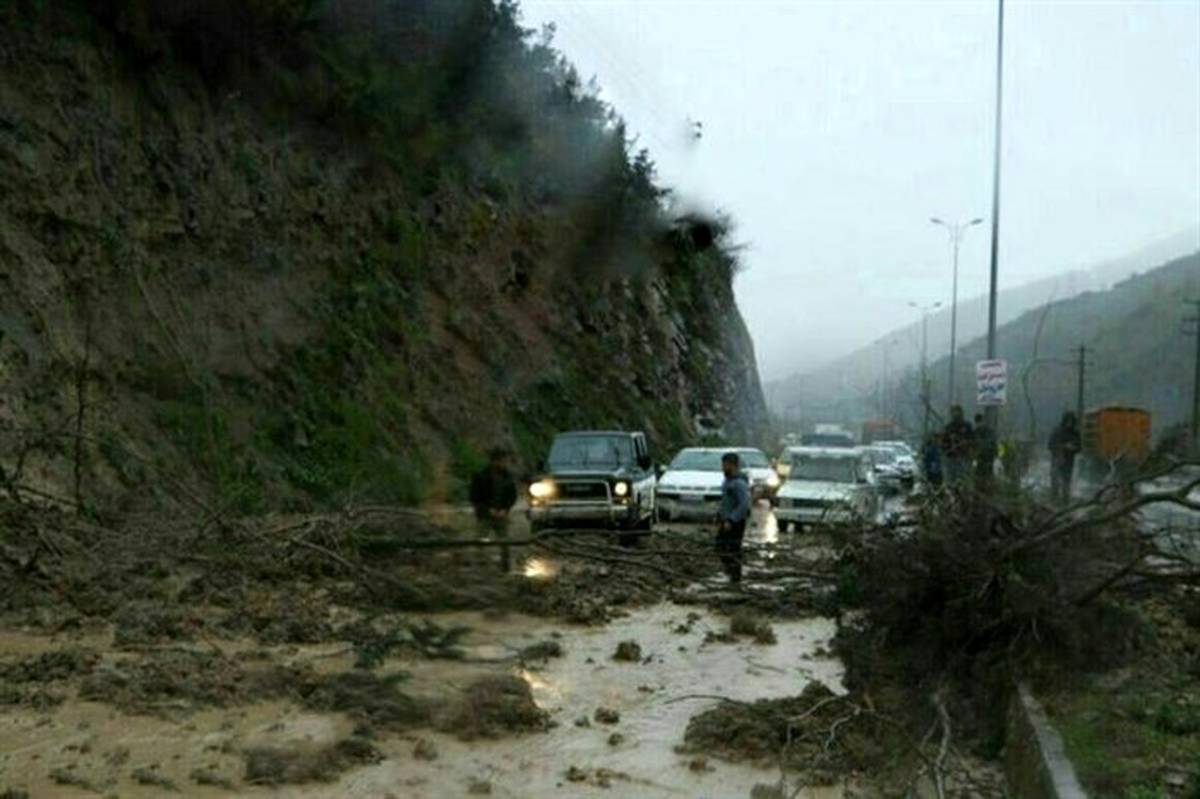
[919,406,1083,503]
[920,405,998,491]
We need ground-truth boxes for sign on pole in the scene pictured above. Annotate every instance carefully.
[976,359,1007,405]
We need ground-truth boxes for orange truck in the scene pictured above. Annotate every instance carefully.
[1081,406,1151,477]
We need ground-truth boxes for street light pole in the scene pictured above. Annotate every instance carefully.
[984,0,1006,431]
[931,217,984,408]
[909,300,943,440]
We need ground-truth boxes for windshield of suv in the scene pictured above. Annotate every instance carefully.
[669,450,722,471]
[789,456,858,483]
[548,435,634,470]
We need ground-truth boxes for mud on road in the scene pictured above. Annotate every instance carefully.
[0,501,998,797]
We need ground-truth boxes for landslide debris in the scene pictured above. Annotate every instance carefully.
[681,682,881,785]
[439,675,551,740]
[243,738,382,786]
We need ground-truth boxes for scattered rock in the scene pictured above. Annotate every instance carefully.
[689,756,713,772]
[467,779,493,795]
[519,640,563,661]
[607,732,625,746]
[750,784,785,799]
[574,715,591,728]
[566,766,588,782]
[412,738,439,761]
[594,707,620,725]
[613,640,642,662]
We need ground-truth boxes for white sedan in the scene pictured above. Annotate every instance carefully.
[655,447,779,521]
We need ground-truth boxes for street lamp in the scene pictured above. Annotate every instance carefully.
[930,217,984,407]
[908,301,943,438]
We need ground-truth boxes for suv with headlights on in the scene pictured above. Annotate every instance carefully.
[527,431,656,537]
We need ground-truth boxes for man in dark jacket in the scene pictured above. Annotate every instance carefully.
[1048,412,1081,504]
[470,447,519,572]
[921,435,943,490]
[941,405,974,487]
[716,452,752,583]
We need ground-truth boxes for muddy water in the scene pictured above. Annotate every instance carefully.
[341,604,845,798]
[1,605,845,798]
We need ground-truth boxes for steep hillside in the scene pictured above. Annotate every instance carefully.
[767,229,1200,421]
[932,252,1200,442]
[0,1,767,514]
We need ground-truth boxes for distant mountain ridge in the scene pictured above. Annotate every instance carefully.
[766,227,1200,420]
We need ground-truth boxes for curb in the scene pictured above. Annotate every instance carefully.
[1004,682,1089,799]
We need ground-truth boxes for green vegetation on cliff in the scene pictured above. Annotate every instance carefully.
[0,1,767,514]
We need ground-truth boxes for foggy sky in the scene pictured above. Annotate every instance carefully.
[518,0,1200,381]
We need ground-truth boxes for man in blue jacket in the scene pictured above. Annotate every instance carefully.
[716,452,752,583]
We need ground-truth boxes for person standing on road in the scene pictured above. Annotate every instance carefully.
[921,435,943,490]
[941,405,974,487]
[716,452,751,584]
[973,413,998,492]
[1048,412,1082,504]
[470,447,519,572]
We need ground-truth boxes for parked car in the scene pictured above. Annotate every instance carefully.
[527,431,656,536]
[655,448,724,522]
[875,441,918,486]
[729,447,782,502]
[862,444,911,492]
[774,447,877,531]
[656,447,779,521]
[800,431,857,448]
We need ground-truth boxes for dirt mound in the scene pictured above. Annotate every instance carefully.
[243,737,382,785]
[78,650,303,713]
[681,682,880,785]
[439,675,551,740]
[299,671,429,732]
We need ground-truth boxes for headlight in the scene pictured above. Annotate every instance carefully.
[777,463,791,477]
[613,481,630,497]
[529,480,555,499]
[767,473,781,489]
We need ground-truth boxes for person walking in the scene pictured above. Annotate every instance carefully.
[973,413,998,492]
[1048,412,1082,504]
[941,405,974,487]
[469,447,519,572]
[716,452,751,583]
[921,435,943,491]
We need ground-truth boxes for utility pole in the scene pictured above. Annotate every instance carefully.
[983,0,1006,432]
[1186,300,1200,453]
[1073,344,1090,424]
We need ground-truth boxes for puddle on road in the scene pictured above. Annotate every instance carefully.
[348,603,845,799]
[1,605,844,798]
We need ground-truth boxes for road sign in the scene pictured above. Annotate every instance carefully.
[976,359,1008,405]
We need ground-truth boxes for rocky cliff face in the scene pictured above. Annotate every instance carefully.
[0,4,767,512]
